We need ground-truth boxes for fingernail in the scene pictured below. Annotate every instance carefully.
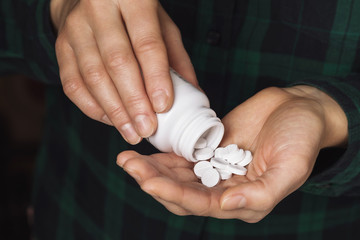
[125,167,141,182]
[121,123,141,144]
[102,115,113,125]
[221,195,246,210]
[135,114,154,137]
[151,90,168,113]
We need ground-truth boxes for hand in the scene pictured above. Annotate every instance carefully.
[116,86,348,222]
[50,0,197,144]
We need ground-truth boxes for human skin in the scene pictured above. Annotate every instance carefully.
[50,0,198,144]
[117,86,348,222]
[50,0,349,222]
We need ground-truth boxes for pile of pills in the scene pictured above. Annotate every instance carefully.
[192,138,253,187]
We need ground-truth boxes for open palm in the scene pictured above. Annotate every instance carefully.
[117,86,347,222]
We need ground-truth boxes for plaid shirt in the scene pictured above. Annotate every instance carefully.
[1,0,360,239]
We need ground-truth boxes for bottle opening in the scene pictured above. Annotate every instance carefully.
[176,108,224,162]
[200,124,225,150]
[189,122,224,161]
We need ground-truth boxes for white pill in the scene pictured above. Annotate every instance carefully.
[225,149,245,165]
[225,144,238,153]
[238,150,253,166]
[194,137,207,149]
[216,168,232,180]
[201,168,220,187]
[193,161,213,178]
[228,164,247,175]
[214,147,226,158]
[194,147,214,161]
[210,157,228,170]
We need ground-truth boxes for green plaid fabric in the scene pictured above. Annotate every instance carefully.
[1,0,360,239]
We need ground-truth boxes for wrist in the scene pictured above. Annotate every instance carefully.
[284,85,348,148]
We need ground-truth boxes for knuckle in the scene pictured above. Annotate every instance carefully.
[134,35,163,54]
[105,51,132,71]
[107,105,127,121]
[82,65,106,86]
[55,36,65,53]
[64,12,78,29]
[63,9,84,33]
[62,77,83,97]
[86,106,103,119]
[83,107,104,122]
[123,94,146,111]
[145,69,169,82]
[55,33,71,55]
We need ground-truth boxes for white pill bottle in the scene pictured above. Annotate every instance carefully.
[148,69,224,162]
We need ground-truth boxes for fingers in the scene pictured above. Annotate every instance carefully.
[90,4,158,138]
[142,177,215,216]
[117,151,213,215]
[56,0,197,144]
[143,178,268,222]
[56,38,112,126]
[121,0,173,113]
[117,151,193,169]
[116,151,278,221]
[117,151,197,182]
[56,4,145,143]
[65,20,145,144]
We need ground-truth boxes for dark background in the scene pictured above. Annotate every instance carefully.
[0,75,45,240]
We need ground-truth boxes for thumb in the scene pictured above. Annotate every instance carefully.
[220,164,307,212]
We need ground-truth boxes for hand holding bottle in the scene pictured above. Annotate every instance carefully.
[50,0,197,144]
[117,86,347,222]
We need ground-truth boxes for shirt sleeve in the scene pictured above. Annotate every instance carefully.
[0,0,59,84]
[293,75,360,197]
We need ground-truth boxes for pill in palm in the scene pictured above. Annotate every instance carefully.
[210,157,228,170]
[228,164,247,175]
[194,147,214,161]
[192,143,253,187]
[225,144,238,153]
[194,137,207,149]
[238,150,253,166]
[214,147,226,158]
[225,148,245,164]
[193,161,213,178]
[217,168,232,180]
[201,168,220,187]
